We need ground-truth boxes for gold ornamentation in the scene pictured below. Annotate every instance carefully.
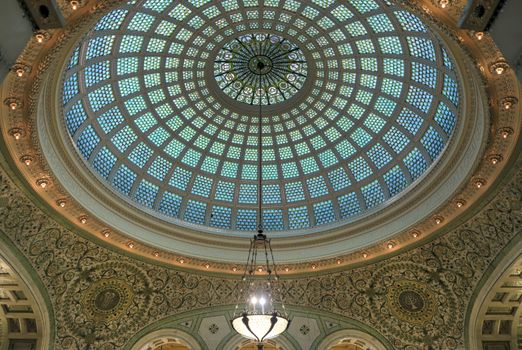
[4,97,21,110]
[387,280,437,325]
[500,96,518,110]
[80,279,133,323]
[490,60,509,75]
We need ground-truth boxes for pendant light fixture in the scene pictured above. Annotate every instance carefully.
[231,38,290,349]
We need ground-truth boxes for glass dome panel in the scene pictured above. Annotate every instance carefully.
[62,0,459,236]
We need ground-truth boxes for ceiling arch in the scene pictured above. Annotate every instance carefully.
[468,238,522,350]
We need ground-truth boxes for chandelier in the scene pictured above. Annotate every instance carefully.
[230,42,290,348]
[231,233,290,346]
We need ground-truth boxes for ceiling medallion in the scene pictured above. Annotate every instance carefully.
[81,278,133,323]
[214,33,307,105]
[386,280,437,325]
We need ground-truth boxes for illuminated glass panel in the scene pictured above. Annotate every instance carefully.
[62,0,460,235]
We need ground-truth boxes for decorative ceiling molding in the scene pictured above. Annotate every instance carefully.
[0,136,520,348]
[0,1,520,348]
[0,0,520,274]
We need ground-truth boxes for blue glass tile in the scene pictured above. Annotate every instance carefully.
[404,148,428,180]
[338,192,360,218]
[65,101,87,135]
[169,167,192,191]
[236,209,257,231]
[318,149,338,168]
[191,175,213,198]
[262,209,284,231]
[86,35,115,59]
[394,11,427,32]
[434,102,456,136]
[307,176,329,198]
[92,146,117,179]
[112,164,137,195]
[384,166,408,196]
[313,200,336,225]
[63,73,79,105]
[158,191,182,217]
[214,181,235,202]
[285,182,305,203]
[411,62,437,89]
[407,86,433,113]
[442,47,454,69]
[406,36,435,61]
[349,157,372,181]
[95,9,128,30]
[134,180,158,208]
[368,144,392,169]
[362,180,385,209]
[421,126,445,160]
[383,127,409,154]
[85,61,111,88]
[148,156,171,180]
[111,126,137,153]
[288,206,310,229]
[77,125,100,159]
[88,85,114,112]
[397,108,423,135]
[210,206,232,229]
[128,12,156,32]
[443,74,459,106]
[184,200,207,225]
[128,142,153,168]
[67,46,80,70]
[239,184,257,204]
[263,184,281,204]
[97,107,125,134]
[281,162,299,178]
[328,168,351,191]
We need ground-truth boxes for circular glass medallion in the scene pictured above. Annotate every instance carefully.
[214,33,307,105]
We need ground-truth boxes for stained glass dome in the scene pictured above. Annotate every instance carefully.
[61,0,459,235]
[215,33,307,105]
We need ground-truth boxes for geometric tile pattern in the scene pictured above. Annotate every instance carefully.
[62,0,459,234]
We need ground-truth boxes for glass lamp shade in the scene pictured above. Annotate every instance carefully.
[232,312,290,342]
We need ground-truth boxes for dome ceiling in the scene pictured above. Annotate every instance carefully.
[61,0,460,236]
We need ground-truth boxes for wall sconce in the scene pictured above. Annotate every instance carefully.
[455,199,466,208]
[11,64,30,77]
[473,178,486,188]
[20,155,33,166]
[4,97,21,110]
[433,216,444,225]
[36,178,49,188]
[8,128,24,140]
[474,31,484,40]
[488,154,503,165]
[490,60,509,75]
[410,229,420,238]
[500,96,518,110]
[438,0,450,8]
[70,0,80,10]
